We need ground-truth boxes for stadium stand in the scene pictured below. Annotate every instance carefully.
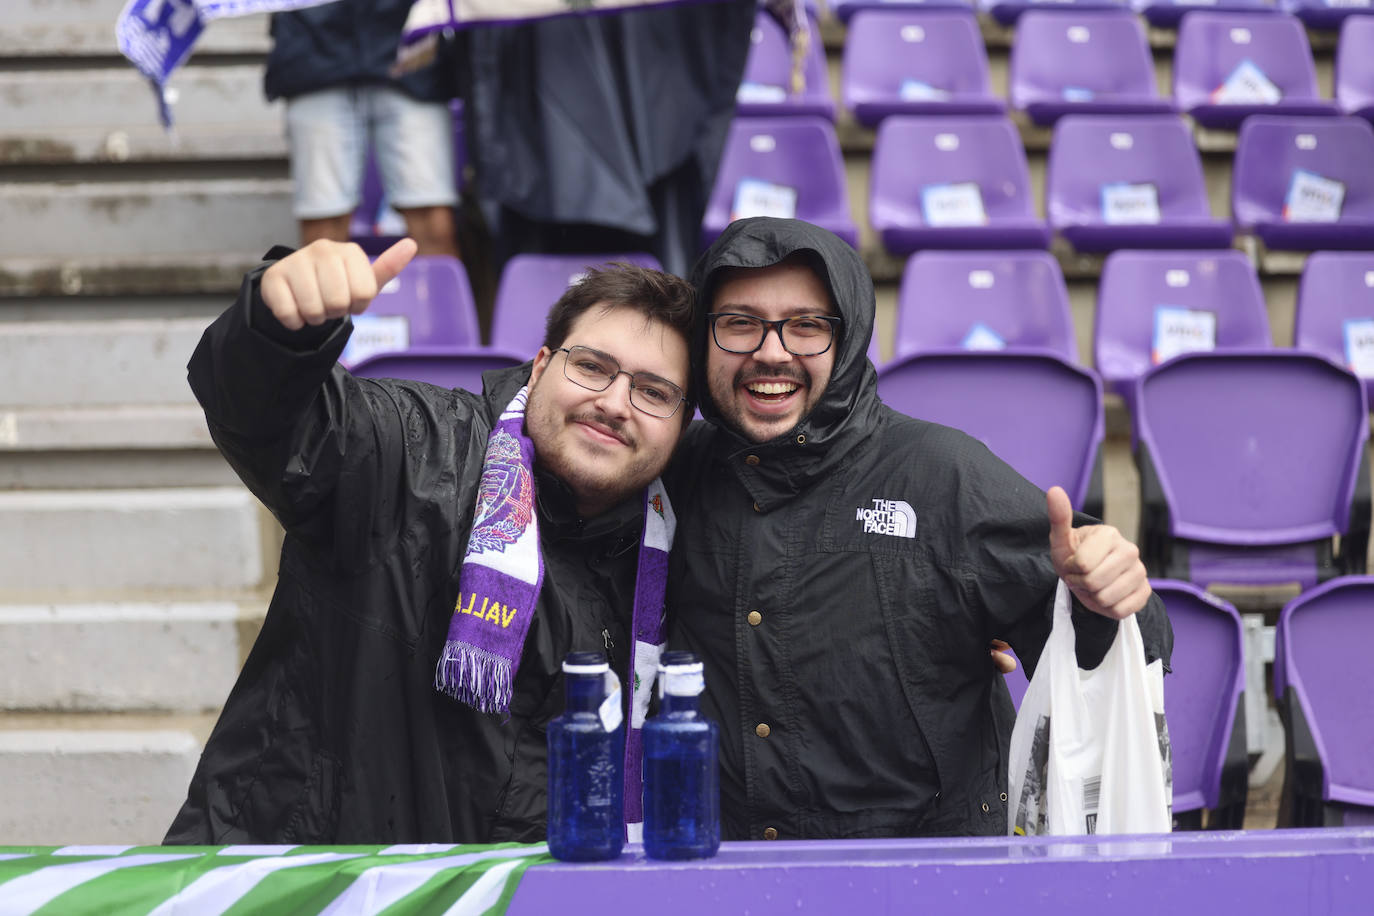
[870,115,1050,253]
[982,0,1129,27]
[1133,0,1274,29]
[338,255,482,368]
[350,346,527,390]
[841,9,1004,125]
[1047,114,1233,252]
[489,252,665,357]
[1293,251,1374,402]
[701,115,857,248]
[1094,249,1272,419]
[1009,10,1172,125]
[1281,0,1374,32]
[1336,15,1374,121]
[892,249,1076,361]
[876,349,1105,517]
[1233,115,1374,253]
[1275,575,1374,826]
[738,10,836,120]
[1135,350,1370,590]
[1174,12,1337,130]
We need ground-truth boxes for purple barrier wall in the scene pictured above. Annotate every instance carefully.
[511,829,1374,915]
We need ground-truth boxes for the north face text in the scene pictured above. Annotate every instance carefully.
[856,499,917,539]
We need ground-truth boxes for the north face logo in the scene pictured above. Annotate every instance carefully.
[856,499,917,538]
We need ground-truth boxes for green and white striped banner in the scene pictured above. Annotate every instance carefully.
[0,843,551,916]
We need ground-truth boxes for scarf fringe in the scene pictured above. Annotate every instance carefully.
[435,641,514,714]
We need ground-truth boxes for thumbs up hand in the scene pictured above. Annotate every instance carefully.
[1047,486,1151,620]
[260,238,418,332]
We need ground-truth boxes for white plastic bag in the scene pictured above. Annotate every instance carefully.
[1007,580,1172,835]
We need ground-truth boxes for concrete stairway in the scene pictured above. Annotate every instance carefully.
[0,0,282,844]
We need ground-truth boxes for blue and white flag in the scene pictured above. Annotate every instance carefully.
[115,0,336,126]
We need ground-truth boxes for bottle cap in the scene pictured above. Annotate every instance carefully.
[657,651,705,697]
[563,650,610,676]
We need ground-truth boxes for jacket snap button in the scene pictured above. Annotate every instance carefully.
[745,454,760,466]
[763,827,779,840]
[982,802,990,813]
[1000,793,1008,802]
[755,722,771,738]
[796,434,806,444]
[747,610,763,626]
[753,502,762,513]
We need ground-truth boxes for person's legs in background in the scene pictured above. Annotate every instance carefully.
[284,87,368,245]
[369,85,460,259]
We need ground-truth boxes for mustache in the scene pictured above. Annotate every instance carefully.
[569,409,634,445]
[736,366,810,388]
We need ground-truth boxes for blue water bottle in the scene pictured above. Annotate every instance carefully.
[547,651,625,861]
[643,651,720,860]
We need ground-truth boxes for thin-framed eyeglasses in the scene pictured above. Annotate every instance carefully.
[554,346,687,419]
[707,313,843,357]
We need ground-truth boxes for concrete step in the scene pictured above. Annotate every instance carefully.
[0,722,210,845]
[0,251,268,298]
[0,487,266,595]
[0,178,295,260]
[1,317,208,408]
[0,65,283,165]
[0,602,249,713]
[4,0,269,58]
[0,448,240,490]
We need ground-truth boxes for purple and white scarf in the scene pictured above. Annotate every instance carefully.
[115,0,336,126]
[435,387,671,836]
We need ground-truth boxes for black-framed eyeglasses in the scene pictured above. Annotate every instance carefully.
[707,313,843,357]
[554,346,687,419]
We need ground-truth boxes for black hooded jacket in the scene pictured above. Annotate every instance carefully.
[665,218,1173,840]
[166,261,645,844]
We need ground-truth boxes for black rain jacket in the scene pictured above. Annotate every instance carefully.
[166,262,645,844]
[665,218,1173,840]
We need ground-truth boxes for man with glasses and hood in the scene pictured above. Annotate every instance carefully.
[666,217,1173,840]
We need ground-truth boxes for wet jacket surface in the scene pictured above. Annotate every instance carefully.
[167,264,643,844]
[665,218,1174,840]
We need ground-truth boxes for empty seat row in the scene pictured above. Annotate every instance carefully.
[749,10,1374,130]
[826,0,1374,30]
[713,112,1374,257]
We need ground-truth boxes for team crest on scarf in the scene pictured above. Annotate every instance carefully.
[468,430,534,554]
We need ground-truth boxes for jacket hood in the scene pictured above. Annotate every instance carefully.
[689,217,881,457]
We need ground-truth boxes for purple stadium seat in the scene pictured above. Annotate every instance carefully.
[870,116,1050,255]
[1010,11,1174,126]
[1133,0,1278,29]
[1094,250,1271,419]
[1134,350,1370,590]
[737,11,835,121]
[831,0,975,23]
[982,0,1128,27]
[1174,12,1337,130]
[349,345,526,393]
[1294,251,1374,403]
[1274,575,1374,827]
[1150,580,1249,829]
[876,349,1105,516]
[1048,115,1233,252]
[702,116,858,250]
[489,252,664,358]
[1336,15,1374,121]
[1233,115,1374,251]
[841,10,1004,126]
[1279,0,1374,31]
[338,255,482,369]
[351,99,465,256]
[893,250,1076,362]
